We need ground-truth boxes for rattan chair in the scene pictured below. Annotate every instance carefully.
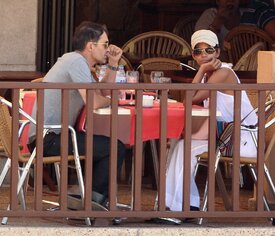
[195,97,275,225]
[137,57,195,101]
[173,15,199,45]
[224,25,274,65]
[119,54,134,71]
[0,98,91,225]
[137,57,183,83]
[233,42,266,71]
[122,31,192,57]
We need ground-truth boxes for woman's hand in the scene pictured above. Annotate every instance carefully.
[200,58,222,74]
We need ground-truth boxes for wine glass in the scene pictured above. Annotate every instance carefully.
[150,71,164,100]
[126,71,139,103]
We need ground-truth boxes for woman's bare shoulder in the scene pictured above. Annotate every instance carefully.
[208,67,233,83]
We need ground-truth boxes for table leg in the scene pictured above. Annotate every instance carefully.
[130,141,159,208]
[150,140,159,190]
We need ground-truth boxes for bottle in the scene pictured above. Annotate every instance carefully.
[116,65,127,100]
[96,64,107,81]
[116,65,127,83]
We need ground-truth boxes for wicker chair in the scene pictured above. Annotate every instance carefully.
[122,31,192,57]
[224,25,274,65]
[233,42,266,71]
[0,98,91,225]
[137,57,192,102]
[119,54,134,71]
[138,57,182,82]
[173,15,199,45]
[195,97,275,225]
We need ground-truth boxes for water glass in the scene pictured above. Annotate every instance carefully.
[150,71,164,100]
[126,71,139,102]
[150,71,164,83]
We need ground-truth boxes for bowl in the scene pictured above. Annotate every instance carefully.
[142,95,154,107]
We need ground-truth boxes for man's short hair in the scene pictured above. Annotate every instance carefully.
[72,21,108,51]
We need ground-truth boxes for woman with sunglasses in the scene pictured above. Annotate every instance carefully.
[165,30,257,215]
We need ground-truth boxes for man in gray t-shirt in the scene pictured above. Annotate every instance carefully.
[28,22,125,205]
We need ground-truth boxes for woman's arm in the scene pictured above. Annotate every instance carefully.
[192,58,223,104]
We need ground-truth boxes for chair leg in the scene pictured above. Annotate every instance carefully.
[263,163,275,224]
[248,165,272,220]
[0,159,11,186]
[70,130,92,226]
[197,179,208,225]
[18,170,26,211]
[239,165,244,188]
[264,164,275,199]
[196,150,222,225]
[54,163,60,192]
[1,168,27,225]
[193,157,201,177]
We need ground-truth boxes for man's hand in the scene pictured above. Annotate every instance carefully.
[107,44,123,66]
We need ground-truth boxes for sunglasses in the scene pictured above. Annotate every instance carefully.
[92,42,109,49]
[193,47,216,56]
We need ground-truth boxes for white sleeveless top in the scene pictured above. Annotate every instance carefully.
[203,63,258,157]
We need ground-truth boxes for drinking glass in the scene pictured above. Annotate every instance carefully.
[126,71,139,103]
[150,71,164,100]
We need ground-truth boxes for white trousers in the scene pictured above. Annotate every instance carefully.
[165,139,208,211]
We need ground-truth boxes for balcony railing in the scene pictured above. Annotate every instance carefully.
[0,81,274,224]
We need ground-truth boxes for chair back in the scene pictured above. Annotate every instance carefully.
[173,15,199,45]
[140,57,182,71]
[138,57,182,83]
[0,103,21,159]
[253,96,275,147]
[233,42,266,71]
[224,25,274,64]
[122,31,192,57]
[119,54,134,71]
[265,133,275,163]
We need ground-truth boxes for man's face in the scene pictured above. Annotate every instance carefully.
[90,32,110,64]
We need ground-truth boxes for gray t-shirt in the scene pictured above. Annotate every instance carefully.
[28,51,96,143]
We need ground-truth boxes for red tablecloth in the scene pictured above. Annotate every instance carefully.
[77,102,186,146]
[128,102,185,145]
[22,93,204,147]
[21,91,36,154]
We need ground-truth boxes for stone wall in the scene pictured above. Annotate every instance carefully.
[0,0,37,71]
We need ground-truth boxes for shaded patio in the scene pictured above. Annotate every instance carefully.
[0,167,271,227]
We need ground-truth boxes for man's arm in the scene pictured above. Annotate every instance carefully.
[100,44,123,84]
[79,88,110,110]
[100,44,123,96]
